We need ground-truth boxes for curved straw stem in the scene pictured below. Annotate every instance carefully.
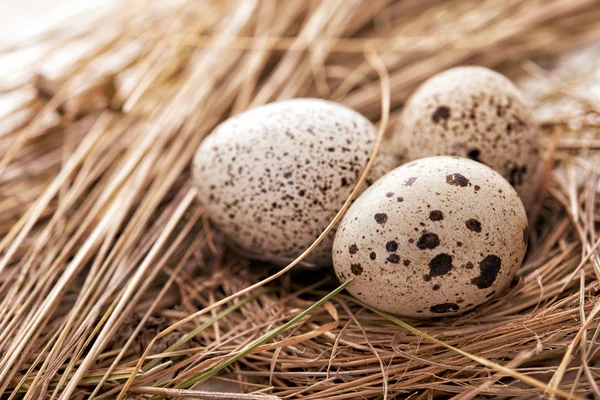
[116,47,392,399]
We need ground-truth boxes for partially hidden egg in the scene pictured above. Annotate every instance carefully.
[392,66,540,208]
[193,98,397,267]
[332,156,528,317]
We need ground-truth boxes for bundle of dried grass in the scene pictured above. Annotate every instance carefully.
[1,0,600,398]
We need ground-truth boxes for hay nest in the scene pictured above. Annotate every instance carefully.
[1,1,600,399]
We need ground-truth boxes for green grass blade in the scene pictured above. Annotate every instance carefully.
[178,278,352,390]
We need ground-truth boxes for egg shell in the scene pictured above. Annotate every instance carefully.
[392,66,541,208]
[193,98,397,266]
[332,156,528,318]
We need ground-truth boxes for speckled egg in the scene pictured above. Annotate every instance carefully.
[193,98,397,266]
[332,156,528,318]
[392,66,540,208]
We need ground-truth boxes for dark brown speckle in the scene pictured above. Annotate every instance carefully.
[471,255,501,289]
[428,253,453,277]
[467,149,480,161]
[429,210,444,221]
[387,254,400,264]
[465,219,482,233]
[386,240,398,252]
[432,106,451,123]
[351,263,363,275]
[430,303,459,313]
[446,173,470,187]
[374,213,388,225]
[417,233,440,249]
[508,165,527,186]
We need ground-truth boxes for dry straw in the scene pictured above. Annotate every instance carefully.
[1,0,600,399]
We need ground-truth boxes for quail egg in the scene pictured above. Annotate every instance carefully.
[193,98,397,266]
[392,66,540,208]
[332,156,528,317]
